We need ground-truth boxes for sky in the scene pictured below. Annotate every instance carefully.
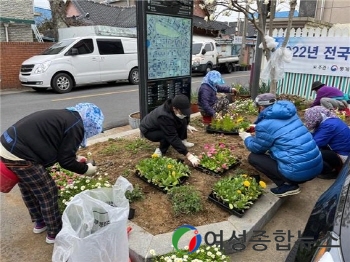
[34,0,50,9]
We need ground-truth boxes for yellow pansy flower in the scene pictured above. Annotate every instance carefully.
[151,153,159,158]
[259,181,267,188]
[243,180,250,187]
[167,164,173,169]
[237,190,241,194]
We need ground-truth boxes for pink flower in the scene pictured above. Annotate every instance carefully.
[222,163,228,169]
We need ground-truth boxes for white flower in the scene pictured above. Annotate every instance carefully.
[204,16,208,22]
[104,172,108,176]
[87,152,92,157]
[216,251,222,256]
[80,186,86,191]
[183,255,188,259]
[69,196,73,200]
[184,246,189,250]
[207,251,212,256]
[199,3,205,9]
[86,179,90,183]
[221,255,226,259]
[149,249,156,256]
[98,177,102,181]
[74,186,77,189]
[209,14,215,21]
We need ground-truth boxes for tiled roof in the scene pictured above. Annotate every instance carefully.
[71,0,256,36]
[72,0,136,27]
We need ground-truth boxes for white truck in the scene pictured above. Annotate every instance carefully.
[192,36,240,75]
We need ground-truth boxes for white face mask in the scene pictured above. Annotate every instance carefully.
[175,113,186,119]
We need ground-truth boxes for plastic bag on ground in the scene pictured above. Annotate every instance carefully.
[52,176,133,262]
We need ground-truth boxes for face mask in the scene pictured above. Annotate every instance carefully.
[175,113,186,119]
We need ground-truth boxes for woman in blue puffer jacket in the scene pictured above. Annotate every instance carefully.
[238,93,323,197]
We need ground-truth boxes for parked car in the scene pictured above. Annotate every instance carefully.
[19,36,139,94]
[285,156,350,262]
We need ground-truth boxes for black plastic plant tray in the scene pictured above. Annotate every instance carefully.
[195,160,241,177]
[208,192,246,218]
[206,125,239,135]
[135,170,189,194]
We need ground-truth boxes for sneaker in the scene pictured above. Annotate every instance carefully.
[46,234,56,244]
[153,148,162,157]
[33,221,47,234]
[270,184,301,197]
[182,139,194,148]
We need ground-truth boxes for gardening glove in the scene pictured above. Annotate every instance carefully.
[76,155,87,163]
[85,163,97,176]
[187,125,198,133]
[187,153,200,167]
[239,131,251,141]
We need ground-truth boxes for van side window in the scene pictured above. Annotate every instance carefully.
[70,39,94,55]
[97,39,124,55]
[204,43,213,52]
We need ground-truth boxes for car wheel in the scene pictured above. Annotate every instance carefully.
[128,68,139,85]
[52,73,73,94]
[226,63,233,73]
[32,87,48,92]
[204,64,212,75]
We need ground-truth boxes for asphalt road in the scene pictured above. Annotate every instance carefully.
[0,72,250,134]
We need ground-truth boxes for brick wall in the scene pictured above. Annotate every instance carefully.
[0,42,53,89]
[1,0,33,20]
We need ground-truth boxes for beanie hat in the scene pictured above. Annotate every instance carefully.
[254,93,276,106]
[311,81,325,91]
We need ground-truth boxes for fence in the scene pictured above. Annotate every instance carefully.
[272,27,350,99]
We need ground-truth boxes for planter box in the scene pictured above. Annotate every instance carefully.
[208,190,261,218]
[195,160,241,177]
[135,170,189,194]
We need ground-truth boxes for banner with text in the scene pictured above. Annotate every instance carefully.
[275,37,350,77]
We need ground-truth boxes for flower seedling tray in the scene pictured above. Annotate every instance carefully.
[208,192,246,218]
[135,170,189,194]
[206,125,239,135]
[195,160,241,177]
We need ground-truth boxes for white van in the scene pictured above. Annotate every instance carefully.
[19,36,139,93]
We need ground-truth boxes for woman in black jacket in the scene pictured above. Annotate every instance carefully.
[139,95,200,166]
[0,103,104,244]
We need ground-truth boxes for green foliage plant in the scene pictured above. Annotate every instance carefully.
[168,185,203,216]
[125,183,144,203]
[234,99,258,115]
[125,137,153,153]
[198,143,238,173]
[212,174,266,211]
[135,156,190,191]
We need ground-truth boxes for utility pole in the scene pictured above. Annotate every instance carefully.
[250,1,267,99]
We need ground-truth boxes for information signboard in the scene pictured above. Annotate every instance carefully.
[136,0,193,117]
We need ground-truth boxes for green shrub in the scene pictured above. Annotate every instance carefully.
[168,185,203,216]
[125,184,144,203]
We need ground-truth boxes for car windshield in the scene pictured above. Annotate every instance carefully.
[41,39,76,55]
[192,43,202,55]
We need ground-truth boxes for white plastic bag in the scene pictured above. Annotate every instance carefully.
[52,176,133,262]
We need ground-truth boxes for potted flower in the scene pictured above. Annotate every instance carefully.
[209,174,266,217]
[207,111,251,134]
[197,143,240,176]
[135,155,190,192]
[190,90,199,113]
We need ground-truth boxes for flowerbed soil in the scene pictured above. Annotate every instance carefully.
[78,113,350,235]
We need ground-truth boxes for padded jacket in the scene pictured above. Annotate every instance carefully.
[244,101,323,182]
[198,83,231,116]
[1,109,88,174]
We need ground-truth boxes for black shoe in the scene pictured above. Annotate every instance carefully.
[317,172,338,180]
[270,184,300,197]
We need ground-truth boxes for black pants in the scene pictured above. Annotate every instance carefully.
[248,153,298,187]
[143,120,187,155]
[320,149,343,174]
